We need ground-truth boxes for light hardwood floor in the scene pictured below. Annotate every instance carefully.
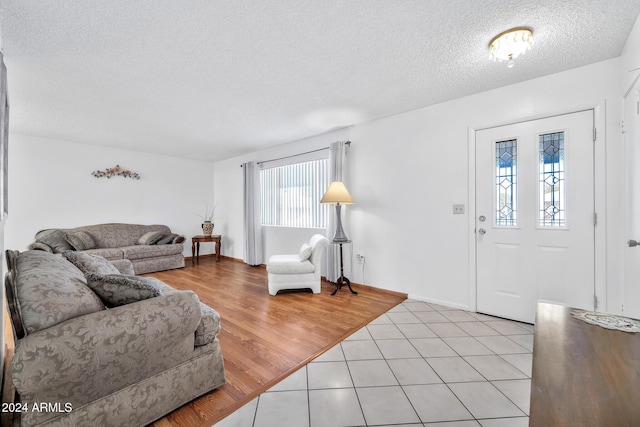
[142,256,406,427]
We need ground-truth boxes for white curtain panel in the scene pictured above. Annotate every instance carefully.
[243,161,263,265]
[325,141,349,282]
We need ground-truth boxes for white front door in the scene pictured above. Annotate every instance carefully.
[623,77,640,318]
[476,111,595,324]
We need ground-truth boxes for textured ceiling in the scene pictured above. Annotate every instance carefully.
[1,1,639,162]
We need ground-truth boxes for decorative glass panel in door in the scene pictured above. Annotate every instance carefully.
[539,132,565,227]
[496,139,517,226]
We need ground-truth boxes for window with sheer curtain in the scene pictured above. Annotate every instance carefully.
[260,158,329,228]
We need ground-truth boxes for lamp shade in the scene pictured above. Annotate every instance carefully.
[321,181,354,205]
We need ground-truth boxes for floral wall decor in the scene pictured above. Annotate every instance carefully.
[91,165,141,180]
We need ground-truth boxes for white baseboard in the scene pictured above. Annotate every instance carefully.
[407,294,471,312]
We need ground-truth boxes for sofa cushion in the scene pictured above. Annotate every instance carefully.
[36,229,74,253]
[121,244,184,261]
[151,280,221,346]
[138,231,164,245]
[267,254,316,274]
[82,247,124,261]
[63,251,121,275]
[110,259,136,275]
[196,304,221,347]
[85,273,162,307]
[16,250,105,334]
[68,224,173,248]
[64,231,97,251]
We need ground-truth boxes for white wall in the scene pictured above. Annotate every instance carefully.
[6,134,215,255]
[215,58,625,313]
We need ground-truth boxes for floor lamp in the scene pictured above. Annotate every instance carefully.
[321,181,357,295]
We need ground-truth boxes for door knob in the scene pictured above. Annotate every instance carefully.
[478,228,486,235]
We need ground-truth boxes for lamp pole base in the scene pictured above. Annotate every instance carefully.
[332,275,358,296]
[331,241,357,295]
[332,203,349,242]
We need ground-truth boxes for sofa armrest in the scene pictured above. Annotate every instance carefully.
[11,291,203,402]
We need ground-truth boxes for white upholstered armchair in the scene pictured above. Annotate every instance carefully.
[266,234,330,295]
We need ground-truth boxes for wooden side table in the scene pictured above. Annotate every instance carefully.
[191,235,221,263]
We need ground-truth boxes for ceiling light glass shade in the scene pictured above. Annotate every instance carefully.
[320,181,354,205]
[489,27,533,68]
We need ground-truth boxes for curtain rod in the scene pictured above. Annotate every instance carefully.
[240,141,351,167]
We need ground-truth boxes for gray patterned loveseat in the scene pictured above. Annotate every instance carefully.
[5,249,226,427]
[29,223,185,274]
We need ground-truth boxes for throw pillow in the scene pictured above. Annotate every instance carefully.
[156,233,178,245]
[299,242,313,261]
[36,229,74,253]
[28,242,53,253]
[85,273,161,307]
[173,235,186,244]
[63,251,121,275]
[137,231,164,245]
[64,231,97,251]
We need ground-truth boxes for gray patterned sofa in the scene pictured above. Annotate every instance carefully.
[29,223,185,274]
[5,249,226,427]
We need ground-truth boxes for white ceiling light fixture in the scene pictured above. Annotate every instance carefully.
[489,27,534,68]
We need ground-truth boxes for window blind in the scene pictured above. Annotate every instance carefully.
[260,158,329,228]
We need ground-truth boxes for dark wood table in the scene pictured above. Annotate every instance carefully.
[530,302,640,426]
[191,235,221,263]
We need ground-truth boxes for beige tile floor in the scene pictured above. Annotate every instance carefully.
[214,299,534,427]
